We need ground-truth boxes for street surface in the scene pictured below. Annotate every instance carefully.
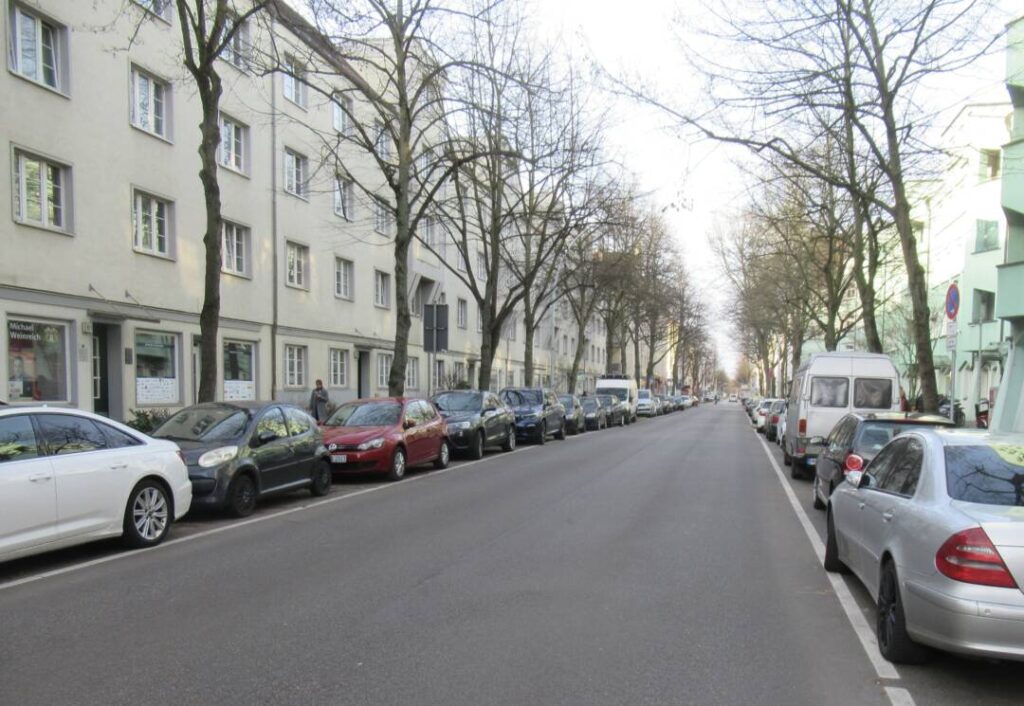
[2,405,1022,705]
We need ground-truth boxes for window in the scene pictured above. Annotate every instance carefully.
[286,242,309,288]
[221,221,250,276]
[14,150,70,231]
[980,148,1001,180]
[333,94,354,135]
[477,250,486,274]
[853,378,892,409]
[406,357,419,390]
[37,414,108,455]
[285,345,306,387]
[457,249,468,272]
[223,341,255,400]
[975,220,999,253]
[457,298,467,329]
[334,178,353,219]
[945,444,1024,506]
[378,352,393,389]
[135,331,178,404]
[454,361,466,384]
[374,198,393,235]
[7,319,69,403]
[477,306,483,333]
[219,113,247,172]
[433,359,445,389]
[130,66,169,138]
[810,376,848,408]
[329,348,348,387]
[134,0,170,18]
[9,4,65,91]
[374,270,391,308]
[0,415,40,463]
[335,258,353,299]
[221,15,249,69]
[973,289,995,323]
[257,407,288,439]
[284,149,307,198]
[411,285,424,318]
[421,216,437,249]
[374,120,391,160]
[282,55,306,107]
[283,407,313,436]
[877,438,923,496]
[132,190,172,256]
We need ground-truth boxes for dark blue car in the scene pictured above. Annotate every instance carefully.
[499,388,566,445]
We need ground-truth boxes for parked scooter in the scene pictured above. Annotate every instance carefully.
[937,397,966,427]
[976,398,990,429]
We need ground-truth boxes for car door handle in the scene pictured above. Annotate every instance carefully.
[857,502,866,510]
[29,473,53,483]
[110,464,128,470]
[882,511,894,522]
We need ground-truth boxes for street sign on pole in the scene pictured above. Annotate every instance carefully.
[945,283,960,320]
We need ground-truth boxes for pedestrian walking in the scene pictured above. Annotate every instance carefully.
[309,379,330,422]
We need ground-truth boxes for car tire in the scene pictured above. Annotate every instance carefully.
[554,420,566,440]
[502,426,516,452]
[310,460,332,497]
[387,447,407,481]
[227,473,257,518]
[433,439,451,470]
[790,460,803,480]
[877,561,929,664]
[537,422,546,445]
[812,475,826,510]
[122,479,172,548]
[824,510,850,574]
[782,442,792,467]
[470,430,485,460]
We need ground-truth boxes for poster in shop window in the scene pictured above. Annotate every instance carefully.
[7,319,68,402]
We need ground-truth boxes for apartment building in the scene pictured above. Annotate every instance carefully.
[0,0,609,421]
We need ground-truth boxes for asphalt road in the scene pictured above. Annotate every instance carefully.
[2,404,1021,705]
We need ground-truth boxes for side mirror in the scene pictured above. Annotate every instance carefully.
[403,417,417,430]
[256,430,277,445]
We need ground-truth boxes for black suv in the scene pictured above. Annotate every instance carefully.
[499,388,566,444]
[432,389,516,458]
[812,411,955,510]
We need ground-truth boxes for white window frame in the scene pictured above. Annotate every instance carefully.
[457,298,467,329]
[406,356,419,390]
[132,189,172,257]
[374,270,391,309]
[282,55,307,107]
[329,348,348,387]
[284,148,308,198]
[218,112,247,173]
[374,120,391,161]
[432,359,445,390]
[130,65,170,139]
[9,4,65,92]
[221,15,249,69]
[221,221,250,276]
[334,257,353,299]
[286,241,309,289]
[374,198,392,235]
[13,149,71,232]
[284,344,306,387]
[378,352,393,389]
[333,93,354,135]
[333,177,353,219]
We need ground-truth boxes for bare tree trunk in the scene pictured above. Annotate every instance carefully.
[195,78,223,403]
[523,304,535,387]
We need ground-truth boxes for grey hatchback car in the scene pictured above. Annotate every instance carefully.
[825,429,1024,663]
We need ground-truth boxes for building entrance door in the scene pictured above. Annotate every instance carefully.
[357,350,370,398]
[91,325,109,416]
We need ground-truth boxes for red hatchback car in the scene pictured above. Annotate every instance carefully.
[321,397,450,481]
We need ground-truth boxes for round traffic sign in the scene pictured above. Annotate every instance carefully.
[945,283,960,320]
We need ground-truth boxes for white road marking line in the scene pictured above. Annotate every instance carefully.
[0,446,537,593]
[753,431,907,690]
[884,687,917,706]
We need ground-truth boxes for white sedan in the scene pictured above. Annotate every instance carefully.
[1,407,191,563]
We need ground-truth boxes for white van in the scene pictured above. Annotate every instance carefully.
[595,376,639,423]
[782,352,900,478]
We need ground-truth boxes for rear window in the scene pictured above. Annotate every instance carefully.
[638,390,651,399]
[810,377,849,407]
[854,378,893,409]
[945,445,1024,507]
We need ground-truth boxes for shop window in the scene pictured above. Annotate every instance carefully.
[135,331,179,404]
[6,318,69,402]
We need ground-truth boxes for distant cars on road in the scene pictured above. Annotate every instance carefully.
[559,394,587,435]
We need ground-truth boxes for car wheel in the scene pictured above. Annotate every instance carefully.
[502,426,516,452]
[554,419,566,440]
[536,422,546,445]
[122,480,172,548]
[310,460,332,497]
[812,475,826,510]
[387,447,407,481]
[434,439,451,469]
[877,561,929,663]
[227,473,257,518]
[470,430,485,460]
[782,442,792,467]
[824,510,850,574]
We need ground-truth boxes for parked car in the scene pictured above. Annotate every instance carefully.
[558,394,587,435]
[729,394,738,402]
[1,407,192,562]
[754,399,775,432]
[432,389,515,459]
[499,388,566,444]
[581,396,607,430]
[783,351,901,478]
[657,395,675,413]
[597,394,626,427]
[679,394,694,409]
[154,401,330,517]
[812,412,956,510]
[637,389,656,417]
[765,400,787,441]
[596,376,638,423]
[321,398,450,481]
[777,412,788,448]
[825,429,1024,663]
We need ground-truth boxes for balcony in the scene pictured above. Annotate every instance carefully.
[996,260,1024,320]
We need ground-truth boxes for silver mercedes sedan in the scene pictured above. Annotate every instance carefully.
[824,428,1024,663]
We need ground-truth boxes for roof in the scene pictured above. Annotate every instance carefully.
[928,428,1024,446]
[854,412,956,426]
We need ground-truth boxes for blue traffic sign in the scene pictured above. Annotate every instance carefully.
[945,283,960,320]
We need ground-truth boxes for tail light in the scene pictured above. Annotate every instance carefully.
[771,414,779,424]
[843,453,864,474]
[798,418,807,435]
[936,527,1018,589]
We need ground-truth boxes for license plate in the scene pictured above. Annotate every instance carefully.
[330,454,347,464]
[806,458,816,466]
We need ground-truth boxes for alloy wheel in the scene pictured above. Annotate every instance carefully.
[132,487,169,542]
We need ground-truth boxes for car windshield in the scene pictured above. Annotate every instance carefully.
[597,396,615,408]
[326,402,402,427]
[601,388,627,401]
[501,389,542,406]
[582,398,599,411]
[638,390,651,399]
[558,396,574,407]
[944,444,1024,507]
[433,391,481,413]
[153,406,249,441]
